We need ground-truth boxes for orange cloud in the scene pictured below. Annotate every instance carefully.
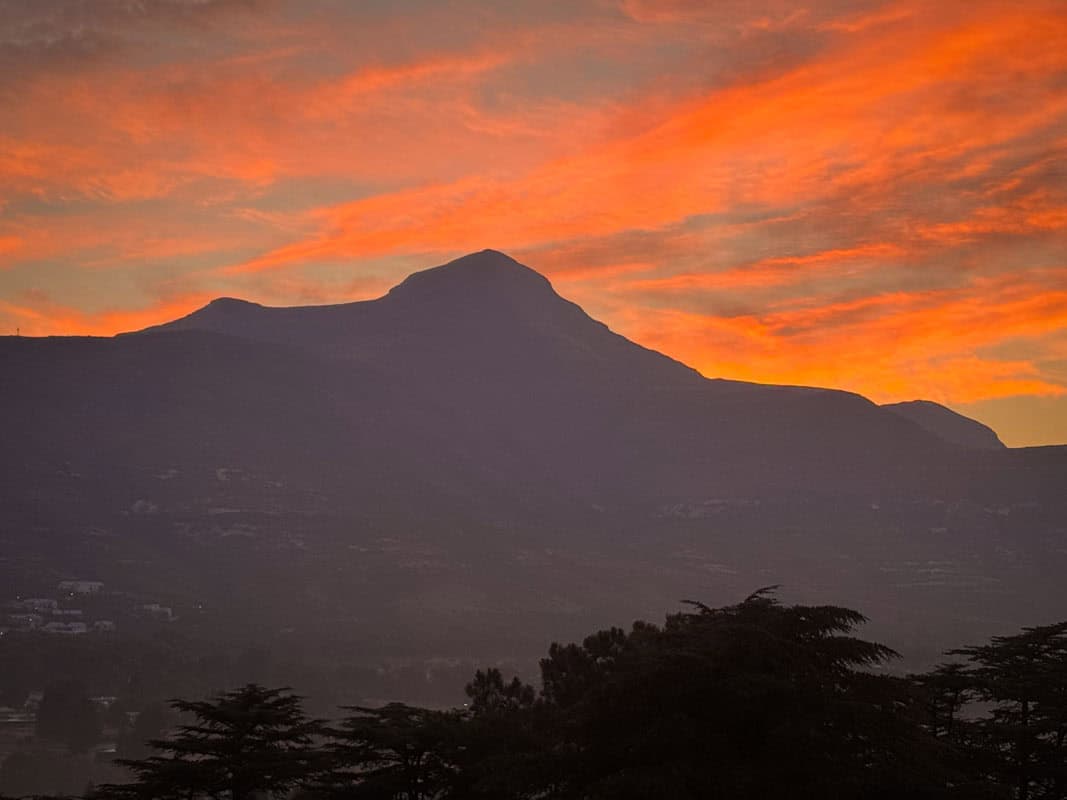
[0,236,23,262]
[224,2,1067,274]
[617,271,1067,404]
[624,243,910,293]
[0,210,262,268]
[818,4,914,33]
[915,198,1067,244]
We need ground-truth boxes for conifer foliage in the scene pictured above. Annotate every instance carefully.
[96,685,322,800]
[317,703,463,799]
[78,594,1067,800]
[473,588,948,799]
[934,622,1067,799]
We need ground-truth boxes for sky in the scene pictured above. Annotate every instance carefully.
[1,0,1066,446]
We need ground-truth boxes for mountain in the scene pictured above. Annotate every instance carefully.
[2,249,1066,690]
[143,250,957,501]
[881,400,1005,450]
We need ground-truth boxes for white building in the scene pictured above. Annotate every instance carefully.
[42,621,88,635]
[20,598,58,612]
[7,613,43,630]
[57,580,104,595]
[139,603,175,622]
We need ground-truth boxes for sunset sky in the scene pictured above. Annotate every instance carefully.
[2,0,1066,445]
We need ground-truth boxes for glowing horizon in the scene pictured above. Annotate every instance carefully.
[2,0,1065,446]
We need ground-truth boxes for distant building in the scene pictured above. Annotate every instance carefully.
[57,580,104,595]
[90,696,118,711]
[6,613,43,630]
[42,621,88,635]
[51,608,83,617]
[20,598,58,612]
[139,603,175,622]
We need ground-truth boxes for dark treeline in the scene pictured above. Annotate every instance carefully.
[5,590,1067,799]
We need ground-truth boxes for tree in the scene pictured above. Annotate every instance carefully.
[461,589,974,799]
[913,662,974,740]
[465,668,535,716]
[318,703,462,799]
[457,669,546,799]
[948,622,1067,799]
[97,684,322,800]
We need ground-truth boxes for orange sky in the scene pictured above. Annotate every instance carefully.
[2,0,1066,445]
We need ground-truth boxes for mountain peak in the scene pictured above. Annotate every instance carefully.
[881,400,1006,450]
[204,297,262,311]
[137,296,264,337]
[386,249,554,305]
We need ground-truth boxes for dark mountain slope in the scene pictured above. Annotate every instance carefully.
[882,400,1005,451]
[144,250,957,500]
[9,248,1062,514]
[149,250,703,389]
[0,330,593,517]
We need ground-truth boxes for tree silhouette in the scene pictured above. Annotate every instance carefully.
[317,703,462,799]
[913,662,975,740]
[97,684,322,800]
[84,594,1067,800]
[949,622,1067,799]
[465,668,535,716]
[463,589,967,799]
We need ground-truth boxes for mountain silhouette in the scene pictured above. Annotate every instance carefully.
[2,250,1065,660]
[882,400,1005,450]
[149,250,701,391]
[141,249,970,499]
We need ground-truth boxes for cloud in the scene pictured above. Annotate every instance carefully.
[224,1,1067,272]
[0,0,269,90]
[615,270,1067,404]
[623,243,911,293]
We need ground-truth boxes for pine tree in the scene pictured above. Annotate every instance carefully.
[467,589,969,799]
[317,703,462,799]
[465,668,535,716]
[913,662,974,740]
[96,684,322,800]
[950,622,1067,799]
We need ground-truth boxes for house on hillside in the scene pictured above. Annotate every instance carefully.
[42,621,88,635]
[138,603,175,622]
[6,613,43,630]
[57,580,104,595]
[19,598,58,612]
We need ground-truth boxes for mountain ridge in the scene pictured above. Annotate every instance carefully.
[146,249,1002,452]
[882,399,1006,451]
